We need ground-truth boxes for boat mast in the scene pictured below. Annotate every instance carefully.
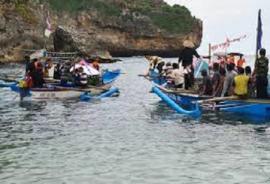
[208,43,211,64]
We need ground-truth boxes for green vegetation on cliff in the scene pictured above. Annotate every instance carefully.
[44,0,121,16]
[42,0,197,34]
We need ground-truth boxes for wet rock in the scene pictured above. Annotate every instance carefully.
[53,27,79,53]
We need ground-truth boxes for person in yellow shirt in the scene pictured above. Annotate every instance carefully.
[233,67,250,98]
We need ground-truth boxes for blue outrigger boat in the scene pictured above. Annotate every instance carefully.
[152,82,270,118]
[7,69,121,101]
[145,56,270,118]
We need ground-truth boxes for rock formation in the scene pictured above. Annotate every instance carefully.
[0,0,202,62]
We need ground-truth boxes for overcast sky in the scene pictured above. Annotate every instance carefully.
[164,0,270,55]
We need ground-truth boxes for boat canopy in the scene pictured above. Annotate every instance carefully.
[70,64,99,76]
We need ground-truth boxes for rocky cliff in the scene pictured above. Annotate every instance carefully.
[0,0,202,62]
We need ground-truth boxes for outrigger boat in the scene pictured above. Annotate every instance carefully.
[152,82,270,118]
[8,69,121,100]
[152,83,204,117]
[0,49,121,100]
[147,58,270,118]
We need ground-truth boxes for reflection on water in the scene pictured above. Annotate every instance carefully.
[1,59,270,183]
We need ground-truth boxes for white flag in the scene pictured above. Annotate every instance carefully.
[44,29,52,38]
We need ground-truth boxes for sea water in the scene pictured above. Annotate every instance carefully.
[0,58,270,184]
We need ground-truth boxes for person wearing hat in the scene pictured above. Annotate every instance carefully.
[145,56,163,70]
[178,40,201,90]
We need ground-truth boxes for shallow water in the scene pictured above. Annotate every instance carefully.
[1,58,270,184]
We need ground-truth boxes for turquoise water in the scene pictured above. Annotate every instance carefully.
[1,58,270,184]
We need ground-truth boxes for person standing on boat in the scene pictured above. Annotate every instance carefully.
[211,63,221,96]
[221,63,236,97]
[214,68,226,97]
[178,40,201,90]
[26,58,44,88]
[32,61,45,88]
[254,48,269,98]
[169,63,184,89]
[200,69,213,96]
[245,66,255,97]
[233,67,250,98]
[226,54,235,65]
[237,55,246,69]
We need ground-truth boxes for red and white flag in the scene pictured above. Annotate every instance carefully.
[211,35,247,51]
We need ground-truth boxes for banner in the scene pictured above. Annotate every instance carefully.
[211,35,247,51]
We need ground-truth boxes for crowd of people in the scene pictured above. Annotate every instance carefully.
[201,48,269,99]
[146,47,269,99]
[23,57,101,89]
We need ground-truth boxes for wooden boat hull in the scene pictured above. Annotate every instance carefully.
[28,84,111,100]
[9,69,120,101]
[30,89,84,100]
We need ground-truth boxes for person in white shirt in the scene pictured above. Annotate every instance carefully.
[170,63,185,89]
[163,62,173,77]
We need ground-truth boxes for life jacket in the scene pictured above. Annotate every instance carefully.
[237,58,245,67]
[19,75,33,88]
[25,74,33,88]
[19,80,28,88]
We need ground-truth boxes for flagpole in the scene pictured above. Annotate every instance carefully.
[255,9,262,60]
[255,9,259,60]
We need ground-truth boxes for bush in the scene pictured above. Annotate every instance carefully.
[15,1,37,23]
[149,12,194,33]
[42,0,196,34]
[45,0,121,17]
[124,0,195,33]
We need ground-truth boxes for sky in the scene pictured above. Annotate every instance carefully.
[164,0,270,55]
